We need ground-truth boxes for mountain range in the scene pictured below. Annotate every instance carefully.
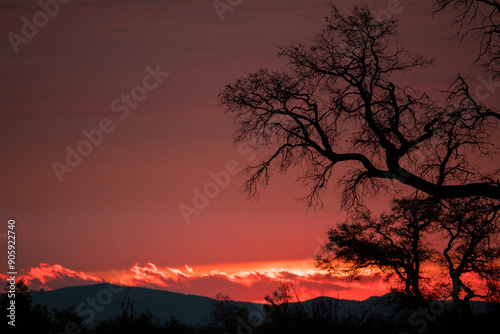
[20,283,488,328]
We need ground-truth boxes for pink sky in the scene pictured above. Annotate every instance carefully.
[1,0,496,302]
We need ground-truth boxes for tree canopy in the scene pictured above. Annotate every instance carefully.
[316,198,439,306]
[316,196,500,312]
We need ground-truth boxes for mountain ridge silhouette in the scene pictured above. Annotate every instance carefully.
[5,283,489,327]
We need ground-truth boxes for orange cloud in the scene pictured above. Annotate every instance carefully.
[0,261,412,302]
[10,263,103,291]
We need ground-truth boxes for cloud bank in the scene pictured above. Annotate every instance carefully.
[1,262,390,302]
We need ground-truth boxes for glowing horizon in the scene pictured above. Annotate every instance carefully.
[1,261,394,303]
[3,260,486,304]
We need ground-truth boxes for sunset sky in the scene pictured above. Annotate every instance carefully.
[0,0,495,303]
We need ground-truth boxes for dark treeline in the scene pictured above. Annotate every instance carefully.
[1,280,499,334]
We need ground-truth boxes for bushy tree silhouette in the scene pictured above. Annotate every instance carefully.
[317,196,500,312]
[316,197,438,306]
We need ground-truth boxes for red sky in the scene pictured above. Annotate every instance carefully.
[0,0,497,302]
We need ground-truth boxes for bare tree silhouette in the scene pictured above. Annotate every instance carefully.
[203,293,249,333]
[264,282,310,333]
[434,0,500,77]
[220,5,500,210]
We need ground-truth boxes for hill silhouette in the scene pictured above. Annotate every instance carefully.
[21,283,488,326]
[5,283,391,326]
[1,282,498,333]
